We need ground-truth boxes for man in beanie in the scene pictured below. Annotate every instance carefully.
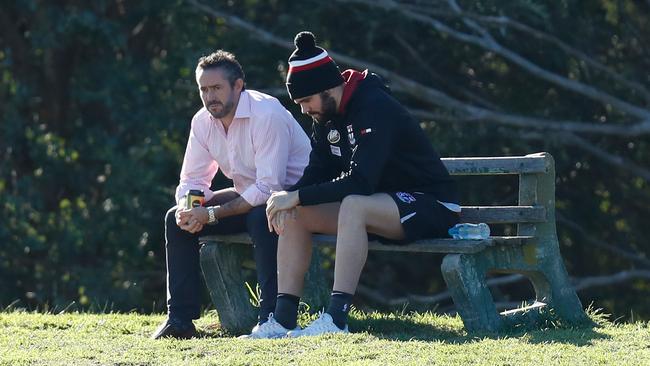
[151,50,311,339]
[253,32,461,338]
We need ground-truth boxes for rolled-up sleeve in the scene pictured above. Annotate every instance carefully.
[239,112,292,206]
[175,118,219,204]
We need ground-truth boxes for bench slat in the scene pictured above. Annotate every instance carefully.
[364,236,534,254]
[199,234,535,255]
[460,206,546,224]
[442,156,548,175]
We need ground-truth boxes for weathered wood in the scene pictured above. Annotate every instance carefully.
[442,155,549,175]
[517,173,538,236]
[198,152,588,334]
[198,241,257,335]
[364,237,534,253]
[518,174,538,205]
[200,233,536,255]
[441,253,501,332]
[460,206,546,224]
[297,249,329,311]
[199,235,329,318]
[523,153,588,324]
[442,153,587,332]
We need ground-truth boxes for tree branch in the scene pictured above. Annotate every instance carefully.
[359,270,650,308]
[357,274,525,307]
[516,130,650,181]
[573,270,650,292]
[410,108,650,137]
[563,133,650,181]
[398,4,650,102]
[392,33,500,110]
[187,0,650,137]
[186,0,292,50]
[340,0,650,119]
[446,0,495,43]
[474,15,650,102]
[556,213,650,268]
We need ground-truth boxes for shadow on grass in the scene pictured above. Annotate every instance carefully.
[196,322,232,338]
[349,315,465,342]
[520,325,609,346]
[193,306,611,347]
[349,310,610,346]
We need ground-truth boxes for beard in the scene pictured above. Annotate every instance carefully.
[310,91,338,123]
[206,95,235,119]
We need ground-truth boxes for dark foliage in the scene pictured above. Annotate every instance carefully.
[1,0,648,319]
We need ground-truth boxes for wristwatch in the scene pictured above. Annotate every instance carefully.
[207,206,219,225]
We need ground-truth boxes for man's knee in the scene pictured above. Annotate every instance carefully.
[165,205,188,242]
[247,205,277,241]
[165,206,178,228]
[246,205,268,230]
[339,195,367,221]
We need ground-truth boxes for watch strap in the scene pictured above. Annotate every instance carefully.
[207,206,218,224]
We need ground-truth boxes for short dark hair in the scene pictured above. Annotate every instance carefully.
[196,50,246,90]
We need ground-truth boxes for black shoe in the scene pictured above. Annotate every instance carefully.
[150,317,197,340]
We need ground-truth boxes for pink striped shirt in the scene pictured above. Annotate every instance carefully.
[175,90,311,206]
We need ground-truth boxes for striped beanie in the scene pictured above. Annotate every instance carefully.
[286,31,344,100]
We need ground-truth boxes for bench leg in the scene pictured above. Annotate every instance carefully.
[199,242,257,334]
[302,249,330,312]
[527,257,589,325]
[441,253,502,333]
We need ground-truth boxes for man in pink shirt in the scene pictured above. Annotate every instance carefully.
[151,50,311,339]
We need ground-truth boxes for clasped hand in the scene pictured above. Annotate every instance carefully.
[176,207,209,234]
[266,190,299,234]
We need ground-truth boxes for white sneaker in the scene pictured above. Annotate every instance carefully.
[287,313,349,338]
[238,314,298,339]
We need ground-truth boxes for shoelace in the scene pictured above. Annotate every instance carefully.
[302,313,335,334]
[252,314,285,337]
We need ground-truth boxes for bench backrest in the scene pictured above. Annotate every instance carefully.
[442,152,555,239]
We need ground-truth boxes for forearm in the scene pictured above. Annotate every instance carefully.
[211,196,253,219]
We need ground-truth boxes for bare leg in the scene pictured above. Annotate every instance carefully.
[333,193,404,294]
[277,202,340,296]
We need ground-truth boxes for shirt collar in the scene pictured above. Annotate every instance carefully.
[233,90,250,120]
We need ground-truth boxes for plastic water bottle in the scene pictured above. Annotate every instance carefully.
[448,223,490,240]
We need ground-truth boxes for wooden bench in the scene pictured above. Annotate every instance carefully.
[199,152,588,334]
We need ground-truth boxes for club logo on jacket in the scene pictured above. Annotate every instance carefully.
[346,124,356,145]
[396,192,416,203]
[330,145,342,156]
[327,129,341,144]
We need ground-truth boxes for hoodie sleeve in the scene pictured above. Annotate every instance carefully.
[297,107,393,205]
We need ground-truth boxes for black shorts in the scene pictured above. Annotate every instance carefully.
[375,191,460,244]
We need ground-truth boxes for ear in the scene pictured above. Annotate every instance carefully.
[234,78,244,93]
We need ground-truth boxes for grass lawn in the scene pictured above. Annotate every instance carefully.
[1,309,649,365]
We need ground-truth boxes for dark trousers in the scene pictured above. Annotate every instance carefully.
[164,205,277,323]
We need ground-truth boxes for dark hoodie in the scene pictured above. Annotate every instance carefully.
[291,69,459,206]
